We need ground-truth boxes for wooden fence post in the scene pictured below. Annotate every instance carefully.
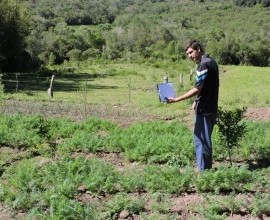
[189,69,193,81]
[15,73,19,93]
[179,73,183,87]
[47,75,55,97]
[163,76,168,83]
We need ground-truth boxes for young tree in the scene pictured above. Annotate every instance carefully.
[217,107,247,166]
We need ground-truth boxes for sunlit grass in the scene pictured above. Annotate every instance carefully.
[2,61,270,121]
[219,65,270,108]
[47,60,195,118]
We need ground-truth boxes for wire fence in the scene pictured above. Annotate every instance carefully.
[0,72,180,124]
[0,72,191,101]
[1,75,49,92]
[1,71,191,93]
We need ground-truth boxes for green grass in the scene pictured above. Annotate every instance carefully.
[219,65,270,107]
[2,61,270,120]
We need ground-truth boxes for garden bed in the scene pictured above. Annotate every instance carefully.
[0,100,270,219]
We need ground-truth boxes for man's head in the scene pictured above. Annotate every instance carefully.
[185,40,204,63]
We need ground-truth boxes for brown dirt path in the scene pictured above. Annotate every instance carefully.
[244,107,270,121]
[0,203,13,220]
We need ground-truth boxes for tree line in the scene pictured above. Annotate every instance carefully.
[0,0,270,72]
[233,0,270,6]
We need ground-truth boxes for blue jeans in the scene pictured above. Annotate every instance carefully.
[194,114,216,172]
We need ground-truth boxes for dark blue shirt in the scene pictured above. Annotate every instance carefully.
[195,54,219,115]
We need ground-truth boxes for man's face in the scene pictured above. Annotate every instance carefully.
[186,47,201,63]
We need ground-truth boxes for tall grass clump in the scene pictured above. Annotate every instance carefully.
[0,115,50,148]
[240,120,270,161]
[1,160,45,210]
[194,194,249,219]
[107,121,194,165]
[251,193,270,217]
[101,193,146,219]
[57,117,120,153]
[144,165,194,194]
[194,192,270,219]
[46,117,76,140]
[195,165,255,193]
[1,157,120,218]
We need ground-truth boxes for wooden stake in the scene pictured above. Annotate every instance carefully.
[47,75,55,98]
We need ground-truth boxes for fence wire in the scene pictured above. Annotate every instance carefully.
[0,72,177,125]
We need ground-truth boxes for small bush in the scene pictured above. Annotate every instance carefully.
[217,107,247,165]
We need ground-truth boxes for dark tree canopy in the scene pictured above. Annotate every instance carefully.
[233,0,270,7]
[0,0,33,72]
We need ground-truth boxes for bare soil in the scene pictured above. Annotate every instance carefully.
[0,203,14,220]
[244,107,270,121]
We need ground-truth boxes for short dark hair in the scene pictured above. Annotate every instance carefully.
[185,40,204,53]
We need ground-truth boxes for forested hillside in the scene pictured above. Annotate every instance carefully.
[0,0,270,72]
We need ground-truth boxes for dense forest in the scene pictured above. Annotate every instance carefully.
[0,0,270,72]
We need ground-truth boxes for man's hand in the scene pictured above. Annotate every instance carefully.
[166,97,177,103]
[166,87,200,104]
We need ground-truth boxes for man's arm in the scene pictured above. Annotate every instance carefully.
[167,87,201,103]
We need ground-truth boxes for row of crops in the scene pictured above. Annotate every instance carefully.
[0,115,270,219]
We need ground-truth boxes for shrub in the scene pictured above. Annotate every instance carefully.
[217,107,247,165]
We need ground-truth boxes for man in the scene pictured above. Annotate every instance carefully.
[167,40,219,172]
